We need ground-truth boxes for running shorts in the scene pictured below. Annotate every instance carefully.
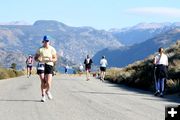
[100,67,106,72]
[44,64,54,74]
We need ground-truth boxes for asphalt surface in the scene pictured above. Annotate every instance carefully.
[0,74,179,120]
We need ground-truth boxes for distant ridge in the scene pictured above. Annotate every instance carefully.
[93,28,180,67]
[0,21,31,25]
[110,22,180,45]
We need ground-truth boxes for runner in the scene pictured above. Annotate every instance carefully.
[99,56,108,82]
[26,55,33,78]
[64,64,69,74]
[79,63,84,76]
[153,47,168,97]
[34,35,57,102]
[84,55,93,80]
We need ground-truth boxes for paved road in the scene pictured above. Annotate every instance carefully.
[0,75,179,120]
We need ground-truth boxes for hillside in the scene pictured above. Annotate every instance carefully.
[93,28,180,67]
[0,49,27,69]
[105,41,180,93]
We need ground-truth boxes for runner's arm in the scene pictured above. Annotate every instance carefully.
[50,53,57,62]
[34,53,41,62]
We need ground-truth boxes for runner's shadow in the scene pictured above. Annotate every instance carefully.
[0,99,41,102]
[72,90,147,97]
[104,80,180,103]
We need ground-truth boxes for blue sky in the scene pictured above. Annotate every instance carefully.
[0,0,180,30]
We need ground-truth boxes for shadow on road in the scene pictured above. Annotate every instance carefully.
[0,99,41,102]
[72,90,148,97]
[105,80,180,104]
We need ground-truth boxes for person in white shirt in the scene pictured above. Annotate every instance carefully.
[100,56,108,81]
[153,47,168,97]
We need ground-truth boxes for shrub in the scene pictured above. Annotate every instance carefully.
[0,68,25,80]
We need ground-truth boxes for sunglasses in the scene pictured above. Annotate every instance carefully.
[43,40,49,43]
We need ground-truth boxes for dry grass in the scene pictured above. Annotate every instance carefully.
[21,67,37,75]
[0,68,25,80]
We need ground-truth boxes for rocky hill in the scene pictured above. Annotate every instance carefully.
[0,49,26,69]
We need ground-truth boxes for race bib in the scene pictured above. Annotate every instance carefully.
[37,62,45,70]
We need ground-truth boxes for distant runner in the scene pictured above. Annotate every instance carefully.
[34,35,57,102]
[26,55,33,78]
[79,63,84,76]
[153,47,168,97]
[99,56,108,82]
[64,64,69,74]
[84,55,93,80]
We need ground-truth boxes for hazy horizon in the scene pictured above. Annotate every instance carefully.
[0,0,180,30]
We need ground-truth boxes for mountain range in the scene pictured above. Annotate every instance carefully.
[93,27,180,67]
[110,22,180,45]
[0,20,123,69]
[1,20,180,69]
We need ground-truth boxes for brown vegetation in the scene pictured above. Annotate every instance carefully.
[0,68,24,80]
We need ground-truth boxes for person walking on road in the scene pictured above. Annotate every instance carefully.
[84,55,93,81]
[153,47,168,97]
[100,56,108,81]
[35,35,57,102]
[26,55,33,78]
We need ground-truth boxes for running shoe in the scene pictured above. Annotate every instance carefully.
[41,96,46,102]
[46,91,53,100]
[154,90,160,96]
[160,92,164,97]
